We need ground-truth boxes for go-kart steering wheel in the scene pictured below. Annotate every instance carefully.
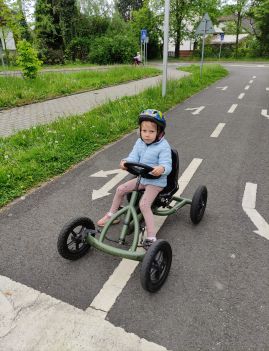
[124,162,161,179]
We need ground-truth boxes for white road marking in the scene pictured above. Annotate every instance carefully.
[216,86,228,90]
[91,169,128,200]
[88,158,203,317]
[257,65,265,67]
[228,104,238,113]
[242,182,269,240]
[238,93,245,99]
[210,123,226,138]
[252,76,256,78]
[185,106,205,115]
[249,80,254,84]
[266,87,269,91]
[261,109,269,119]
[244,85,250,90]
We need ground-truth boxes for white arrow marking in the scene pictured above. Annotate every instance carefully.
[185,106,205,115]
[242,182,269,240]
[91,169,128,200]
[216,86,228,90]
[261,109,269,119]
[88,158,203,316]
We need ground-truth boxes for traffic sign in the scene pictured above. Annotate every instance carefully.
[141,29,147,42]
[195,13,215,35]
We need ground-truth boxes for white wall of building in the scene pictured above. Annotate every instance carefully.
[0,28,16,51]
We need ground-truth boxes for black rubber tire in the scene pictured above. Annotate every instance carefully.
[190,185,208,224]
[140,239,172,292]
[57,217,94,260]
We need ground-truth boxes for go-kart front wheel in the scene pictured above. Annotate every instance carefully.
[57,217,95,260]
[140,239,172,292]
[190,185,207,224]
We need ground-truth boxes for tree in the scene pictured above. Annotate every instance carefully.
[250,0,269,55]
[0,0,23,64]
[169,0,220,58]
[34,0,79,63]
[131,3,162,58]
[115,0,144,21]
[221,0,251,57]
[79,0,112,17]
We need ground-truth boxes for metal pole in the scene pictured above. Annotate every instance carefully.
[162,0,170,97]
[145,41,147,65]
[144,41,146,64]
[200,19,207,79]
[219,41,222,60]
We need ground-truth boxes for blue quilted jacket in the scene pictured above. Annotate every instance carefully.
[124,138,172,187]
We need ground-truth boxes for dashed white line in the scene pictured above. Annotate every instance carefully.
[210,123,226,138]
[238,93,245,99]
[244,85,250,90]
[252,76,256,79]
[266,87,269,91]
[249,80,253,84]
[228,104,238,113]
[87,158,203,317]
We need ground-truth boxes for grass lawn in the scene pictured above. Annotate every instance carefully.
[0,66,160,109]
[0,64,228,208]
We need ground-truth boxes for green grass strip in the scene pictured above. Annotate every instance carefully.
[0,64,228,208]
[0,66,160,109]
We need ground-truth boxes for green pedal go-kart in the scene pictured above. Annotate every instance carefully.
[57,149,207,292]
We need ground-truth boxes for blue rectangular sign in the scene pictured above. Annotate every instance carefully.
[141,29,147,42]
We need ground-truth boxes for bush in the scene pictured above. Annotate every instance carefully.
[16,40,42,79]
[65,37,91,62]
[39,48,65,65]
[89,34,139,65]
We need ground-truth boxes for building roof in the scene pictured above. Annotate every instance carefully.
[211,33,249,44]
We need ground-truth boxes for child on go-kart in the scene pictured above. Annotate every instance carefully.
[97,109,172,249]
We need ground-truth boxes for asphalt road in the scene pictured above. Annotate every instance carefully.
[1,63,269,350]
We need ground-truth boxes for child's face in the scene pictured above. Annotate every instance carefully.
[140,121,157,144]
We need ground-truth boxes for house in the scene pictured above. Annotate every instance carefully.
[168,14,251,57]
[168,39,194,57]
[0,27,16,53]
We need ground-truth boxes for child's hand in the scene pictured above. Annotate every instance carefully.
[151,165,165,177]
[120,160,127,170]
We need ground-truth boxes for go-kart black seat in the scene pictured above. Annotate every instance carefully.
[154,148,179,207]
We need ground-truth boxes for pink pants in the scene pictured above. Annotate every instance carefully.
[109,178,163,237]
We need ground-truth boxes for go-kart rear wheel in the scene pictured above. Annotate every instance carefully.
[140,239,172,292]
[190,185,207,224]
[57,217,94,260]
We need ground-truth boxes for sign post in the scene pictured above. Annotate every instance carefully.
[140,29,147,64]
[162,0,170,97]
[219,32,224,59]
[195,13,214,78]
